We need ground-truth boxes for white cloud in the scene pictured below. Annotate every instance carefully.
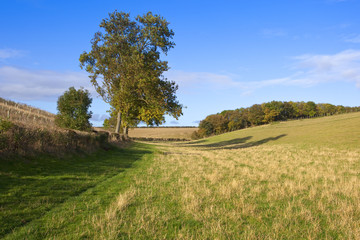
[166,70,242,90]
[2,49,359,102]
[289,49,360,86]
[0,66,95,100]
[0,48,25,59]
[167,49,360,94]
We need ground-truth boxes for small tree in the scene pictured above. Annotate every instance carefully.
[55,87,92,131]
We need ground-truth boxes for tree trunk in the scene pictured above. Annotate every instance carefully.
[115,111,121,133]
[123,126,129,139]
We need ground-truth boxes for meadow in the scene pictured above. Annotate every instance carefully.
[1,112,359,239]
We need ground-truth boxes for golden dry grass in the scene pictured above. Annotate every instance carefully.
[85,143,360,239]
[128,127,198,140]
[0,98,55,128]
[85,113,360,239]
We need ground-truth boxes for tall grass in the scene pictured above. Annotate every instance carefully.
[0,97,55,128]
[0,119,109,157]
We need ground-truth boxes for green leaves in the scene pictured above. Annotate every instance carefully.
[80,10,182,132]
[55,87,92,131]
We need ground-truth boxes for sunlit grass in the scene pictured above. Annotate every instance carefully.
[84,112,360,239]
[3,112,360,239]
[82,144,359,239]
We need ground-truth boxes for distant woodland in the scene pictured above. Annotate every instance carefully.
[193,101,360,139]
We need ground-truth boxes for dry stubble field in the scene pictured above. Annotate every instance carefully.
[128,127,198,140]
[88,113,360,239]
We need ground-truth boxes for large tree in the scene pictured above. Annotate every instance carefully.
[79,11,182,136]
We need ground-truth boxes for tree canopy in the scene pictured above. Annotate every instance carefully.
[193,101,360,139]
[79,11,182,135]
[55,87,92,131]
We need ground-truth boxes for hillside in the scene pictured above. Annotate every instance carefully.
[188,112,360,150]
[0,97,55,128]
[2,112,360,239]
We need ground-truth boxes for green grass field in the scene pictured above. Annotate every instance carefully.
[1,113,359,239]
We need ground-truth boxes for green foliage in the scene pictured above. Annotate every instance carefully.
[55,87,92,131]
[195,100,360,138]
[248,104,264,125]
[0,118,14,150]
[103,108,117,131]
[0,118,14,133]
[80,11,182,133]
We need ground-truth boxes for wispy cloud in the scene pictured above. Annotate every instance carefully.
[344,34,360,43]
[2,49,359,102]
[166,70,241,91]
[168,49,360,94]
[0,66,94,100]
[289,49,360,87]
[0,48,25,60]
[260,28,287,38]
[246,49,360,89]
[91,114,109,122]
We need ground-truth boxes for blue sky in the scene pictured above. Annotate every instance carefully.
[1,0,360,126]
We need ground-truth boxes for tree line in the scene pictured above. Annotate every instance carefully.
[192,101,360,139]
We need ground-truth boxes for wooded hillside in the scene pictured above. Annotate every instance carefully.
[193,101,360,138]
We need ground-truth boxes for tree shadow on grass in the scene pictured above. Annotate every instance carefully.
[222,134,287,150]
[189,134,287,150]
[192,136,253,148]
[0,144,152,238]
[184,139,207,145]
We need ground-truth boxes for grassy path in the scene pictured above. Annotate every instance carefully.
[0,143,156,239]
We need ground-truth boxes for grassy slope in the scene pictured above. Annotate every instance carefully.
[191,112,360,150]
[2,113,360,239]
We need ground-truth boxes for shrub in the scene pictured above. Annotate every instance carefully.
[0,118,14,133]
[55,87,92,131]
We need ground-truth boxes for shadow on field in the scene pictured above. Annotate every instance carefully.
[189,134,287,150]
[0,145,151,238]
[191,136,253,148]
[185,139,208,145]
[222,134,287,150]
